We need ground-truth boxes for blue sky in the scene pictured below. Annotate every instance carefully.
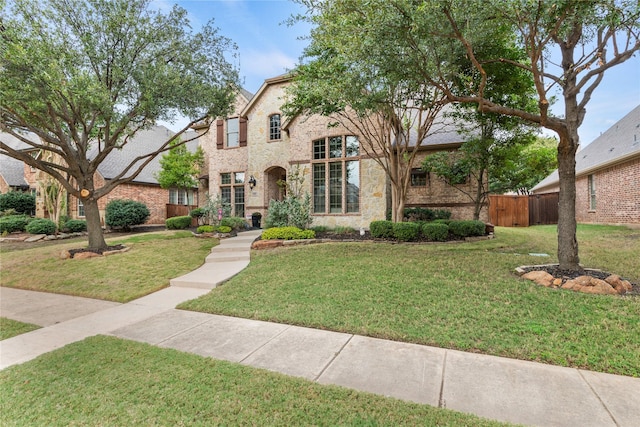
[156,0,640,147]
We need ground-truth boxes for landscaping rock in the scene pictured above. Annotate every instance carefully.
[73,251,100,260]
[522,270,554,287]
[252,240,284,250]
[24,234,46,242]
[60,250,71,259]
[605,274,633,294]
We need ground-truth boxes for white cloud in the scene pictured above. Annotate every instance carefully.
[239,48,297,91]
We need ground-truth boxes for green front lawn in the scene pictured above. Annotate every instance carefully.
[0,336,507,427]
[0,318,40,341]
[180,225,640,376]
[0,231,218,303]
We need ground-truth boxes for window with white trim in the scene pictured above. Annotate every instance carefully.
[227,118,239,148]
[77,199,85,217]
[169,189,196,205]
[269,114,281,141]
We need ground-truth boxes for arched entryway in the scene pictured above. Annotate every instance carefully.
[264,166,286,206]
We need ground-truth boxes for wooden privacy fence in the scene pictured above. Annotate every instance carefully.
[166,204,198,226]
[488,193,559,227]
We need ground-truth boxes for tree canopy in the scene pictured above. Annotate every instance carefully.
[0,0,239,249]
[156,139,205,191]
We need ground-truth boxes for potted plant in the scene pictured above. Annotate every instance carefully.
[251,212,262,228]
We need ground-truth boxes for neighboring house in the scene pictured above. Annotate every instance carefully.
[1,126,200,225]
[532,104,640,225]
[198,74,487,229]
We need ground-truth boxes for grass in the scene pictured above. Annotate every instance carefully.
[0,318,40,340]
[179,224,640,377]
[0,231,218,303]
[0,336,508,427]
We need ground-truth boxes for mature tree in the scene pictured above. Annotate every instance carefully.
[490,137,558,195]
[156,139,205,193]
[0,0,238,249]
[426,0,640,271]
[286,0,458,222]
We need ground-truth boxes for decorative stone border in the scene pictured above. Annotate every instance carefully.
[515,264,634,295]
[60,246,131,260]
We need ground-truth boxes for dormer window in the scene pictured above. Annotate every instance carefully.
[269,114,281,141]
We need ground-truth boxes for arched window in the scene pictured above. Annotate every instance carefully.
[269,114,281,141]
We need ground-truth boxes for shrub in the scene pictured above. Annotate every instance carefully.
[370,220,394,238]
[0,192,35,214]
[197,225,215,233]
[216,225,232,233]
[0,215,31,233]
[105,200,150,230]
[422,222,449,242]
[404,207,435,222]
[166,215,192,230]
[265,194,313,230]
[392,222,421,241]
[221,217,248,231]
[310,225,329,233]
[189,208,205,218]
[261,226,315,240]
[432,219,451,225]
[64,219,87,233]
[434,209,452,220]
[25,218,56,235]
[448,220,486,238]
[0,208,18,217]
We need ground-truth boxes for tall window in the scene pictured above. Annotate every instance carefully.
[77,199,85,217]
[169,189,195,205]
[269,114,281,141]
[588,174,596,210]
[227,118,239,148]
[312,135,360,214]
[220,172,245,217]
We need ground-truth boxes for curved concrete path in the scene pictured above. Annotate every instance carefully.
[1,229,639,427]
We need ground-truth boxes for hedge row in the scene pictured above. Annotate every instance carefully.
[370,220,486,242]
[196,225,232,234]
[166,215,192,230]
[261,226,315,240]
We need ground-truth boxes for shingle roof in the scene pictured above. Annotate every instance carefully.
[1,126,200,187]
[0,131,40,188]
[532,105,640,191]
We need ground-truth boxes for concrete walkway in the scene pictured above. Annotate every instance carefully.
[1,229,638,427]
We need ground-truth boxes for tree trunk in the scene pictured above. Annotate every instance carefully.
[83,197,108,250]
[556,132,581,272]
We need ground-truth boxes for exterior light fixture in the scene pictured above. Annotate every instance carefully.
[248,175,257,189]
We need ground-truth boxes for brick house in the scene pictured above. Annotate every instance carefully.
[532,104,640,225]
[198,74,487,229]
[1,126,200,225]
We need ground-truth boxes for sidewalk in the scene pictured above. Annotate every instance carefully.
[1,229,638,427]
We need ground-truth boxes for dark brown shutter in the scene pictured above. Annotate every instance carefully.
[216,120,224,149]
[239,117,247,147]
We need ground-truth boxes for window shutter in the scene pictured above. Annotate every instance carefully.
[216,120,224,149]
[239,117,248,147]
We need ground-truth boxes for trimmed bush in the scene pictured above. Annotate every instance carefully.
[392,222,421,242]
[448,220,486,238]
[221,217,248,231]
[422,222,449,242]
[197,225,215,233]
[0,215,31,233]
[261,226,315,240]
[64,219,87,233]
[434,209,452,220]
[105,200,150,230]
[189,208,205,218]
[25,218,56,235]
[216,225,232,233]
[0,192,35,214]
[166,215,192,230]
[370,220,394,238]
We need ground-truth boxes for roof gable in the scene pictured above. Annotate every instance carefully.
[532,104,640,191]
